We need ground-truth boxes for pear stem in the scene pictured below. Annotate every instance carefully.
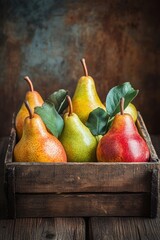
[24,76,34,92]
[24,100,33,119]
[66,95,73,116]
[120,97,124,115]
[81,58,88,77]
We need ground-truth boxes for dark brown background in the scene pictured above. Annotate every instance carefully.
[0,0,160,137]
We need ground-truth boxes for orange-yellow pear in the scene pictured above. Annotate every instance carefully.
[14,101,67,163]
[97,98,150,163]
[72,58,105,123]
[15,76,44,140]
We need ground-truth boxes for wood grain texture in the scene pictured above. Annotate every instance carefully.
[150,135,160,217]
[15,193,150,217]
[12,163,159,193]
[0,220,14,240]
[5,165,16,219]
[150,169,159,217]
[89,217,160,240]
[4,127,16,164]
[0,137,9,218]
[13,218,85,240]
[137,113,159,162]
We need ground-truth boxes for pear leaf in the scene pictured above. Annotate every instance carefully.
[86,107,109,136]
[35,103,64,138]
[106,82,139,117]
[46,89,68,114]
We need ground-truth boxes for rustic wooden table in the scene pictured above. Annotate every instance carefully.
[0,136,160,240]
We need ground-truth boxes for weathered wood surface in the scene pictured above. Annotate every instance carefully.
[89,217,160,240]
[137,113,159,162]
[0,137,9,219]
[0,220,14,240]
[0,218,85,240]
[11,163,158,193]
[16,193,149,217]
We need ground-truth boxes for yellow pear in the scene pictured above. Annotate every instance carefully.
[124,103,138,122]
[14,101,67,163]
[15,76,44,140]
[72,58,105,123]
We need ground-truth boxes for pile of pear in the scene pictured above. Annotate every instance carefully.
[14,60,150,163]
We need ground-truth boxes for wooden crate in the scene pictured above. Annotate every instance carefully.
[4,113,159,218]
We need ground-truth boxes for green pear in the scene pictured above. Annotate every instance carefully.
[72,58,105,123]
[60,96,97,162]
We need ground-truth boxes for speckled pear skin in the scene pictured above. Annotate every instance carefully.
[59,112,97,162]
[15,91,44,140]
[97,113,150,162]
[72,76,105,123]
[14,114,67,163]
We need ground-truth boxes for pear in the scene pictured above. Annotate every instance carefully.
[15,76,44,140]
[14,101,67,163]
[124,103,138,122]
[97,98,150,162]
[72,58,105,123]
[59,95,97,162]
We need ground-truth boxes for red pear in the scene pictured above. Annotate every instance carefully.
[97,98,150,162]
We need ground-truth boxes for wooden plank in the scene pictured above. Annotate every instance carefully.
[89,217,160,240]
[13,218,85,240]
[6,165,16,218]
[0,219,14,240]
[13,162,159,193]
[137,113,159,162]
[4,127,16,164]
[0,137,9,218]
[16,193,150,217]
[151,135,160,158]
[150,169,159,218]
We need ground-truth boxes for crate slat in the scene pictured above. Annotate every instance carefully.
[16,193,150,217]
[12,163,159,193]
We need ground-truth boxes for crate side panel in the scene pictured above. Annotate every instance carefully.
[4,128,16,164]
[14,163,159,193]
[137,113,159,162]
[16,193,150,217]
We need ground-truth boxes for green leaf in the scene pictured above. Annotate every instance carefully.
[35,103,64,138]
[86,107,109,136]
[46,89,68,114]
[106,82,139,117]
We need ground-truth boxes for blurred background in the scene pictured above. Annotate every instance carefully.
[0,0,160,137]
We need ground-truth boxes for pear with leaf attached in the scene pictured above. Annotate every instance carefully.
[15,76,44,140]
[14,101,67,163]
[72,58,105,123]
[97,98,150,162]
[59,95,97,162]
